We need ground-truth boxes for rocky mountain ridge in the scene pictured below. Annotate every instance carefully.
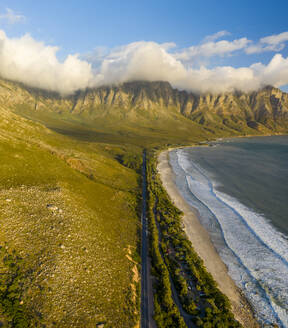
[1,78,288,134]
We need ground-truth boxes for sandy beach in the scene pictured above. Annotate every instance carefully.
[157,150,259,328]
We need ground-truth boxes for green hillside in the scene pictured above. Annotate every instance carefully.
[0,106,143,327]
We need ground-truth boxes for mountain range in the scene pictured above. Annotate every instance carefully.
[1,79,288,137]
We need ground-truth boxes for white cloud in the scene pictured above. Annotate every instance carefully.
[1,30,288,95]
[245,44,283,54]
[0,8,25,24]
[203,30,231,42]
[158,42,177,50]
[251,54,288,88]
[175,31,288,59]
[246,31,288,54]
[92,41,288,94]
[93,42,186,86]
[260,31,288,45]
[175,37,250,62]
[0,30,93,95]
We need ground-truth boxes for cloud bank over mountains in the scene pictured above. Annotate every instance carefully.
[0,31,93,94]
[0,29,288,95]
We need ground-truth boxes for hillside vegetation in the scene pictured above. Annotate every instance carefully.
[0,105,142,327]
[147,152,241,328]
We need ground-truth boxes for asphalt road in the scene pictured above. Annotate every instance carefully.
[154,204,195,328]
[141,150,149,328]
[140,152,193,328]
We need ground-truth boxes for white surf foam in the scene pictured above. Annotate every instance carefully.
[174,148,288,327]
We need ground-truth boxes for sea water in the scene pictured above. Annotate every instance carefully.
[169,136,288,327]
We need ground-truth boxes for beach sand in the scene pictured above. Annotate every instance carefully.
[157,150,259,328]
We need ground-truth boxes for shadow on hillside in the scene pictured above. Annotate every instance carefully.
[50,127,117,143]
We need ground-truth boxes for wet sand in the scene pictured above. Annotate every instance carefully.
[157,150,259,328]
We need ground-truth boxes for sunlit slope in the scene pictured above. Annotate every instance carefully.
[1,79,287,143]
[0,106,141,327]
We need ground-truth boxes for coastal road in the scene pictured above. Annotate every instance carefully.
[153,201,195,328]
[141,150,149,328]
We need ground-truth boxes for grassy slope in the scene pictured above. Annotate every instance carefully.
[0,107,142,327]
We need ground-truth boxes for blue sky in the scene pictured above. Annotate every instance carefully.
[0,0,288,94]
[1,0,287,59]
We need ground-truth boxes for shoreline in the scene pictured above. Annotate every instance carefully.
[157,150,259,328]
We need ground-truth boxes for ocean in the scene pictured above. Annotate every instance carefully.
[169,136,288,327]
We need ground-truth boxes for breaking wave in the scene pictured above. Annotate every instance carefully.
[170,148,288,327]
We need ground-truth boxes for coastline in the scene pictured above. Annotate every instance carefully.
[157,149,259,328]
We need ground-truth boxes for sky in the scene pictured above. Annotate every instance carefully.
[0,0,288,94]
